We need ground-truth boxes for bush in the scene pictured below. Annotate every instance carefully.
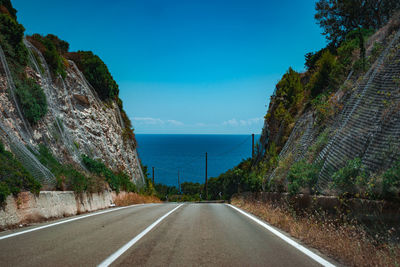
[0,141,41,205]
[381,161,400,200]
[287,160,320,195]
[27,34,67,78]
[275,67,304,112]
[307,50,337,98]
[36,145,106,193]
[67,51,118,100]
[331,158,367,197]
[305,48,327,70]
[0,11,27,66]
[81,154,136,193]
[14,77,48,124]
[0,0,17,19]
[0,182,10,205]
[154,183,179,201]
[180,182,202,196]
[307,130,329,161]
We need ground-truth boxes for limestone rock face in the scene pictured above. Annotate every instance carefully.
[0,42,144,187]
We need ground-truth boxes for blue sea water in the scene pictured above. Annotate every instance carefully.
[136,134,258,186]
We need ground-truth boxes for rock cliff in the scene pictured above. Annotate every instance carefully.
[0,37,144,188]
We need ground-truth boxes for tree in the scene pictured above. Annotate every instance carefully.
[315,0,400,46]
[275,67,304,111]
[67,51,119,100]
[0,0,17,19]
[307,50,337,98]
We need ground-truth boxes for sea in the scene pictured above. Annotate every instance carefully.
[135,134,259,187]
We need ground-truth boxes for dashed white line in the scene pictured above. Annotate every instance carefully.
[227,204,335,267]
[98,204,184,267]
[0,203,154,240]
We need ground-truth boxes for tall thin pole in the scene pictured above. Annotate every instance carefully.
[205,152,208,199]
[152,167,155,184]
[178,170,180,193]
[252,133,255,158]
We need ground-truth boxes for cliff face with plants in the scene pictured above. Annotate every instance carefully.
[0,0,144,200]
[258,11,400,200]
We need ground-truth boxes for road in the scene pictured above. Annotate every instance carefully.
[0,203,335,266]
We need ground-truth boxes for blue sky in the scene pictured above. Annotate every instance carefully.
[13,0,326,134]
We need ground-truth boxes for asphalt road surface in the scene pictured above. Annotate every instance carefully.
[0,203,336,266]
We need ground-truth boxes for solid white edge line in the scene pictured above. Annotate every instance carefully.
[98,204,184,267]
[227,204,335,267]
[0,203,156,240]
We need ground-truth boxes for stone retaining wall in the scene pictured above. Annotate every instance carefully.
[0,191,115,229]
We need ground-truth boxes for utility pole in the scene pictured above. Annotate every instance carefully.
[152,167,155,184]
[178,170,180,193]
[252,133,255,158]
[205,152,208,200]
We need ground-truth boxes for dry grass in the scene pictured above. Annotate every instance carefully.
[231,196,400,267]
[113,192,161,206]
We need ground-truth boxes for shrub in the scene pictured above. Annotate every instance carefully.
[14,77,48,124]
[27,34,67,78]
[180,182,202,196]
[36,145,105,193]
[381,161,400,200]
[275,67,304,112]
[307,50,337,98]
[0,141,41,205]
[0,0,17,19]
[154,183,179,201]
[67,51,119,100]
[307,129,329,161]
[0,183,10,205]
[331,158,367,197]
[287,160,320,195]
[81,154,136,193]
[305,48,327,70]
[0,11,28,66]
[311,93,341,125]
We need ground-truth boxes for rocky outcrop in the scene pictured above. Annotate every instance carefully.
[0,40,144,187]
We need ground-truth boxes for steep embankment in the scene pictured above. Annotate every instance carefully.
[0,0,144,195]
[259,15,400,197]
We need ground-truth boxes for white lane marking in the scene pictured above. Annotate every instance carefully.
[0,203,156,240]
[98,204,184,267]
[227,204,335,267]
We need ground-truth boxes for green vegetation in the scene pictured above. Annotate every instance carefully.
[307,50,337,98]
[82,155,136,193]
[331,158,367,197]
[0,141,41,205]
[35,145,141,194]
[117,98,136,145]
[27,34,68,78]
[0,1,27,66]
[67,51,119,100]
[329,158,400,201]
[14,77,47,124]
[0,2,48,125]
[35,145,104,193]
[287,160,320,195]
[381,161,400,200]
[315,0,400,46]
[154,183,179,201]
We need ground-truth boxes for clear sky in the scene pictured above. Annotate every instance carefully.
[13,0,326,134]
